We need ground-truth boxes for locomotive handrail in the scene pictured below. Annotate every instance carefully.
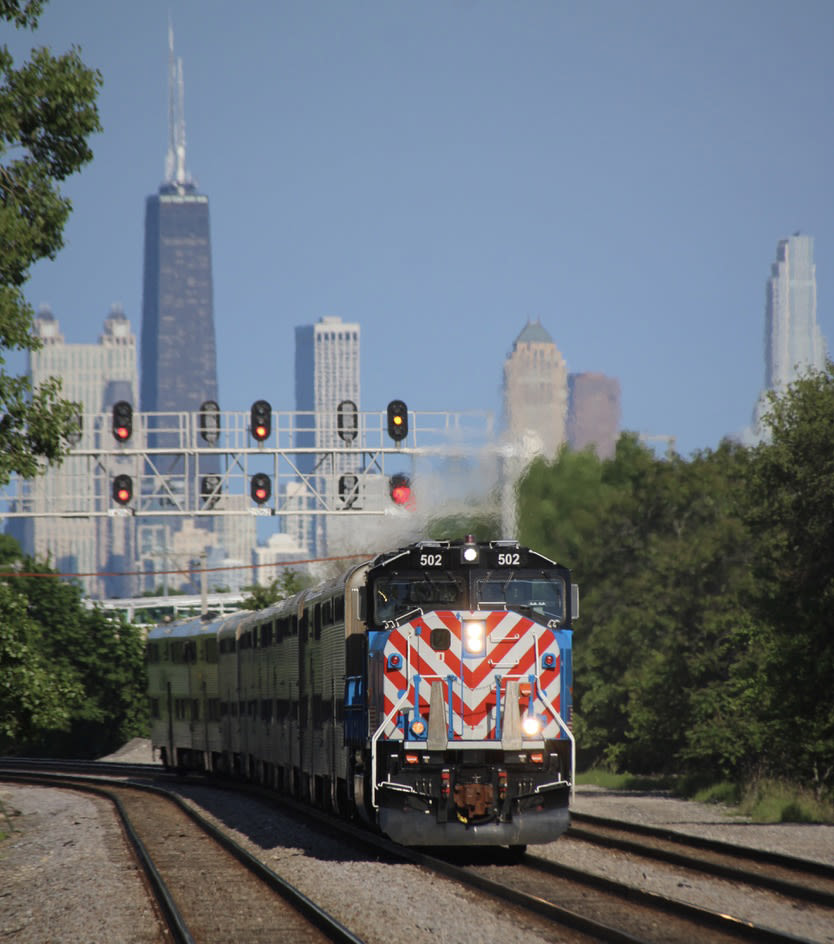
[370,689,412,810]
[535,685,576,800]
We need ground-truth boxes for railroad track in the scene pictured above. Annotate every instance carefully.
[3,762,830,944]
[234,789,821,944]
[569,810,834,908]
[245,790,830,944]
[0,770,365,944]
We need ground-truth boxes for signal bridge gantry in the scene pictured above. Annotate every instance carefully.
[0,400,495,521]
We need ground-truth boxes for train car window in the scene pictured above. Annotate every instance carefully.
[314,603,322,640]
[373,574,464,623]
[148,697,160,719]
[299,609,309,641]
[322,599,332,626]
[335,595,345,622]
[260,622,272,647]
[146,642,160,663]
[205,638,218,664]
[290,614,298,637]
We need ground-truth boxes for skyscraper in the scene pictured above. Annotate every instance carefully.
[140,26,218,431]
[294,316,361,554]
[138,27,218,580]
[8,305,138,597]
[567,372,621,459]
[764,234,824,391]
[746,234,826,443]
[503,320,568,460]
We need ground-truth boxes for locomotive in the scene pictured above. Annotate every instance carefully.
[146,537,577,847]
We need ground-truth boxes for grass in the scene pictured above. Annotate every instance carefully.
[577,769,834,824]
[575,769,678,792]
[736,779,834,824]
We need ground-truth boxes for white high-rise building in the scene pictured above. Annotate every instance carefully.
[746,235,827,444]
[7,305,138,597]
[294,316,360,555]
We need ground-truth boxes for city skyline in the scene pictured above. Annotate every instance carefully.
[5,2,834,460]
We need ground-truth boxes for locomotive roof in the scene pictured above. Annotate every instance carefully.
[370,538,560,569]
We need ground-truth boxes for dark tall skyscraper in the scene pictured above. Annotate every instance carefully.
[137,26,218,580]
[141,26,218,428]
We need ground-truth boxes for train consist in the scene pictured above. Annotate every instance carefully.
[147,537,577,847]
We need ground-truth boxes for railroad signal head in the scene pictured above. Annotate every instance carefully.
[337,399,358,443]
[389,472,412,506]
[250,399,271,442]
[199,400,221,445]
[339,473,359,508]
[112,401,132,442]
[386,400,408,442]
[201,474,222,508]
[112,473,133,505]
[250,472,271,504]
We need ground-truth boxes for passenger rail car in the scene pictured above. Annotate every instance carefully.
[147,537,577,847]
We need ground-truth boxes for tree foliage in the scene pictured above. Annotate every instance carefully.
[0,0,101,485]
[516,381,834,797]
[0,549,148,756]
[241,569,308,610]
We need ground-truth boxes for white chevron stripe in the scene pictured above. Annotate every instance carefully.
[382,611,563,740]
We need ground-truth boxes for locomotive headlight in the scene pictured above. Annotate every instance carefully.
[522,714,543,738]
[463,620,485,654]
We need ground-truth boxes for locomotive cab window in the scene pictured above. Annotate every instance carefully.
[476,571,565,622]
[373,573,465,623]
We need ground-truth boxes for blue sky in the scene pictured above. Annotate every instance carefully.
[6,0,834,458]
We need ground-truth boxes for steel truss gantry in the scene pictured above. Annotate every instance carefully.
[0,407,495,520]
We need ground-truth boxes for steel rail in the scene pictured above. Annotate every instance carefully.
[570,810,834,906]
[1,772,194,944]
[0,769,366,944]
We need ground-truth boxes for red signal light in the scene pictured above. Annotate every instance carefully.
[112,474,133,506]
[250,400,271,442]
[250,473,271,505]
[112,401,133,443]
[389,473,412,506]
[392,483,411,504]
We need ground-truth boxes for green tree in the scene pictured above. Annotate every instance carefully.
[0,580,80,748]
[0,0,101,484]
[518,445,614,566]
[520,435,758,778]
[242,569,307,610]
[1,557,148,756]
[745,364,834,792]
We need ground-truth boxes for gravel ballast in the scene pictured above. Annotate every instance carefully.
[2,741,834,944]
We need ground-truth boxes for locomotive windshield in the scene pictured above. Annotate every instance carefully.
[374,573,465,623]
[476,572,565,622]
